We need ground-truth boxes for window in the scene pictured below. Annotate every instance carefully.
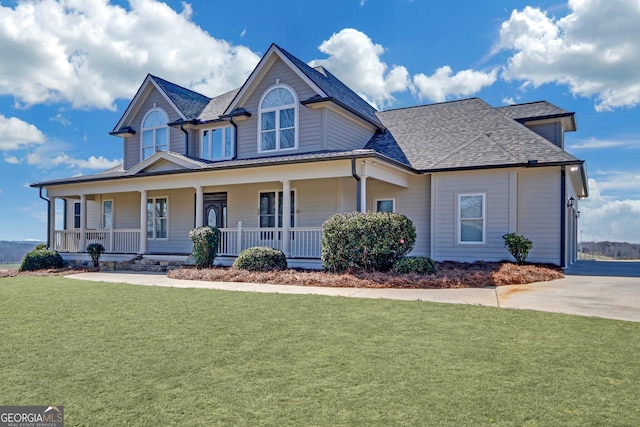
[259,86,297,152]
[103,200,113,229]
[147,197,168,239]
[141,109,168,160]
[201,126,234,160]
[376,199,395,213]
[73,202,81,229]
[459,194,485,244]
[259,191,295,228]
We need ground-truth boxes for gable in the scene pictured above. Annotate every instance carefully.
[124,151,206,176]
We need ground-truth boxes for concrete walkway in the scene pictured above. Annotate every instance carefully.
[67,260,640,323]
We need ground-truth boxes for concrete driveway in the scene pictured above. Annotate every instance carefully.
[67,260,640,323]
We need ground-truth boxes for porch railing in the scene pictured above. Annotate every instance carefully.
[54,229,140,254]
[54,225,322,259]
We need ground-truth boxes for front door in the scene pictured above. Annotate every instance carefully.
[203,193,227,228]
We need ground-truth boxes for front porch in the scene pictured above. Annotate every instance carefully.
[54,223,323,259]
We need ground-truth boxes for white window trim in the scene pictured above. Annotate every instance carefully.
[257,83,299,153]
[73,201,81,229]
[147,196,169,240]
[457,193,486,245]
[258,189,296,228]
[375,198,396,213]
[102,199,114,230]
[140,108,169,161]
[200,126,234,160]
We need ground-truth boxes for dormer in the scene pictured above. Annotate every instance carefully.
[498,101,576,149]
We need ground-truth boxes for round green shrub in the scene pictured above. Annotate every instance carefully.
[87,243,105,268]
[233,246,287,271]
[392,256,437,275]
[189,226,220,268]
[502,233,533,264]
[321,212,416,272]
[20,248,64,271]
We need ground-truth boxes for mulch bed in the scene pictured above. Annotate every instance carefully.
[168,261,564,289]
[0,266,97,278]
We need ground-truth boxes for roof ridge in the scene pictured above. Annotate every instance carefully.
[149,74,211,99]
[378,97,480,114]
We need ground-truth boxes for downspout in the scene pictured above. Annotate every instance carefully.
[38,186,51,249]
[351,158,361,212]
[560,166,567,268]
[180,124,189,156]
[228,116,238,160]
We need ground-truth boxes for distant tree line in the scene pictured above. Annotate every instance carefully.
[0,241,43,263]
[580,241,640,260]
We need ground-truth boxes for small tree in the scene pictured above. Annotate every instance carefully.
[502,233,533,264]
[189,226,220,268]
[87,243,105,268]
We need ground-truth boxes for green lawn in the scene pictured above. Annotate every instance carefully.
[0,263,20,269]
[1,277,639,426]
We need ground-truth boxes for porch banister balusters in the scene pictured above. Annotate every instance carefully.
[79,194,87,252]
[236,221,243,255]
[139,190,147,254]
[282,180,291,257]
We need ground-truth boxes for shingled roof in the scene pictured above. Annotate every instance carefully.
[150,75,211,120]
[369,98,581,171]
[497,101,569,120]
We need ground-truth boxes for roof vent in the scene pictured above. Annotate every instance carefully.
[527,159,538,166]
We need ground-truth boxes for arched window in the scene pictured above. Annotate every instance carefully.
[259,85,297,152]
[141,109,168,160]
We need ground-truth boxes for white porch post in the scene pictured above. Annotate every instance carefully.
[195,186,204,228]
[139,190,147,254]
[49,196,56,250]
[79,194,87,251]
[360,176,368,212]
[282,180,291,257]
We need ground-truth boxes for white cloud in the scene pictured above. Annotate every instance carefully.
[413,66,498,103]
[497,1,640,111]
[0,115,46,150]
[0,0,261,110]
[26,151,121,170]
[50,113,71,126]
[309,28,411,108]
[4,154,21,164]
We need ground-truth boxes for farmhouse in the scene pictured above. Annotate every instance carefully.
[32,44,588,269]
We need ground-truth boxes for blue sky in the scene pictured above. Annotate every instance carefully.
[0,0,639,242]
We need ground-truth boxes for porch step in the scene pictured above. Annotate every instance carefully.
[113,255,193,272]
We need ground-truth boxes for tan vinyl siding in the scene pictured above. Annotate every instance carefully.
[527,122,563,148]
[367,175,431,257]
[327,109,375,151]
[123,88,184,169]
[433,170,511,262]
[235,57,324,158]
[518,167,561,264]
[146,189,194,254]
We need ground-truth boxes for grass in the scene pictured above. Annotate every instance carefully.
[0,263,20,270]
[1,276,639,426]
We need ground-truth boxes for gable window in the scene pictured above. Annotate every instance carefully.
[459,193,485,244]
[141,109,168,160]
[259,86,297,152]
[73,202,81,229]
[201,126,234,160]
[147,197,168,239]
[102,200,113,229]
[259,191,295,228]
[376,199,395,213]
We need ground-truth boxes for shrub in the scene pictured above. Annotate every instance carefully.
[35,243,47,251]
[189,226,220,268]
[87,243,105,268]
[19,248,64,271]
[502,233,533,264]
[233,246,287,271]
[322,212,416,273]
[393,256,437,275]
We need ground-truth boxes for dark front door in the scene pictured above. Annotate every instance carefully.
[203,193,227,228]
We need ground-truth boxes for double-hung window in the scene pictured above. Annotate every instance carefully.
[459,193,485,244]
[141,109,168,160]
[201,126,234,160]
[259,191,295,228]
[102,200,113,229]
[376,199,395,213]
[73,202,81,229]
[147,197,168,239]
[259,86,297,152]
